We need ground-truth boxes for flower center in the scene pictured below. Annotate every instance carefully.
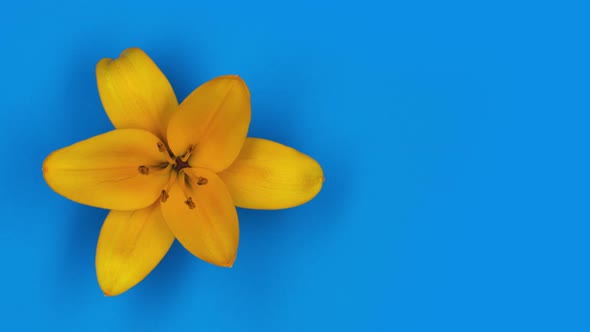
[174,157,190,172]
[141,143,208,210]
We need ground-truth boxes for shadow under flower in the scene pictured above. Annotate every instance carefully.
[53,204,105,299]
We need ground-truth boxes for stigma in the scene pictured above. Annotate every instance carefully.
[174,158,190,172]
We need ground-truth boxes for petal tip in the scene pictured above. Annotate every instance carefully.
[220,255,236,268]
[41,153,52,173]
[99,283,116,297]
[216,74,248,89]
[121,47,143,55]
[96,57,114,72]
[42,152,58,187]
[209,247,237,268]
[221,74,241,79]
[98,277,126,297]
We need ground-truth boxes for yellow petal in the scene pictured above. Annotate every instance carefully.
[219,138,324,210]
[160,168,239,267]
[96,47,178,139]
[43,129,171,210]
[96,202,174,296]
[167,75,251,172]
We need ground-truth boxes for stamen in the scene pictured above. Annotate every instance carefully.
[138,165,150,175]
[160,190,169,203]
[181,144,195,162]
[156,142,177,164]
[159,171,178,204]
[176,172,200,210]
[158,162,170,169]
[184,197,196,209]
[139,163,172,177]
[197,177,208,185]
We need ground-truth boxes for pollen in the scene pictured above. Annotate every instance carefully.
[138,165,150,175]
[184,197,196,209]
[157,142,166,152]
[160,190,169,203]
[197,177,208,185]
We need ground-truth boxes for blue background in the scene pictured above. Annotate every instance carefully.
[1,0,589,331]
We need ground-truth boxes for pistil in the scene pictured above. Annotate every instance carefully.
[174,158,190,172]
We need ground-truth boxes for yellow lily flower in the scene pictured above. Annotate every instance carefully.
[42,48,324,296]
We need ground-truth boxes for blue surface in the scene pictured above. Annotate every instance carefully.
[1,1,589,331]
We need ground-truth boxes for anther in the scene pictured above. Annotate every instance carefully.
[157,142,166,152]
[197,177,208,185]
[160,190,169,203]
[184,197,196,209]
[138,165,150,175]
[187,145,194,153]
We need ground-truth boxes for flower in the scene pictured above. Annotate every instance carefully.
[42,48,324,296]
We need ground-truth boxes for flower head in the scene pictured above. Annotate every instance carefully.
[43,48,324,296]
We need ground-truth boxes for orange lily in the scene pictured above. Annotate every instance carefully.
[42,48,324,296]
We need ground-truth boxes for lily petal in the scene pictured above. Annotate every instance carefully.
[96,202,174,296]
[160,168,239,267]
[96,48,178,139]
[219,138,324,209]
[43,129,171,210]
[167,76,251,172]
